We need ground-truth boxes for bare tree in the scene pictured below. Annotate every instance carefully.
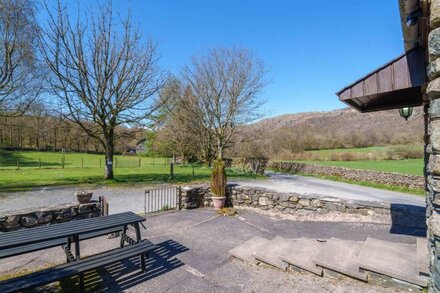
[0,0,42,117]
[40,2,165,179]
[183,47,267,160]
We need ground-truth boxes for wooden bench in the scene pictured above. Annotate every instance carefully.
[0,239,156,293]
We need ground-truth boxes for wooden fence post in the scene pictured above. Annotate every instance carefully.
[16,158,19,170]
[99,158,102,169]
[152,158,155,167]
[61,157,64,169]
[115,157,118,168]
[39,158,41,169]
[170,162,174,180]
[192,165,195,178]
[81,157,84,168]
[139,157,141,167]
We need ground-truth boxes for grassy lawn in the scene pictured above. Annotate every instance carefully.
[0,151,261,191]
[299,159,423,176]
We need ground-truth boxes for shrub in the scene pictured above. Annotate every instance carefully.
[211,158,227,197]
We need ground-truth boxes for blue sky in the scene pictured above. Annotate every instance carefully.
[59,0,404,117]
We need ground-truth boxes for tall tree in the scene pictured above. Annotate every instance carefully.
[0,0,42,117]
[183,47,267,160]
[41,2,165,179]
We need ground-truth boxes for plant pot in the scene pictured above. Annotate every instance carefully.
[75,191,93,204]
[211,197,226,209]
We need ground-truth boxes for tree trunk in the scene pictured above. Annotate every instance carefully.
[104,130,114,180]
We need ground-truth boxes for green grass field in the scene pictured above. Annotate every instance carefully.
[299,159,423,176]
[0,151,260,191]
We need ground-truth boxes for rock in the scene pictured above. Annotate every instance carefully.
[21,215,38,227]
[258,197,270,206]
[429,120,440,151]
[429,213,440,237]
[317,208,329,214]
[429,58,440,81]
[252,194,260,201]
[428,77,440,100]
[325,202,346,213]
[298,199,310,207]
[279,193,290,202]
[430,28,440,58]
[78,205,92,214]
[6,215,21,227]
[432,0,440,29]
[35,211,53,224]
[311,199,323,208]
[289,195,299,202]
[358,209,374,216]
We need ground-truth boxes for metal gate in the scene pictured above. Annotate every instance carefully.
[144,186,181,215]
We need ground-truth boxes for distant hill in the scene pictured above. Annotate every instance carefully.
[231,107,424,158]
[252,107,423,136]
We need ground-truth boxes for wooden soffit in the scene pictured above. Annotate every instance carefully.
[336,47,426,112]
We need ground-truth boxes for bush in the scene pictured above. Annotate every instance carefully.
[211,158,227,197]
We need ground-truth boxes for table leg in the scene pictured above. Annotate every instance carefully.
[73,235,84,292]
[73,235,80,260]
[120,225,127,248]
[66,237,72,263]
[134,223,146,272]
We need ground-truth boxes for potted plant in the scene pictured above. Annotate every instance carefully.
[211,157,227,209]
[75,190,93,204]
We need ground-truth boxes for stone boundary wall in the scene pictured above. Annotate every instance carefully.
[180,184,425,228]
[0,201,101,232]
[269,161,424,190]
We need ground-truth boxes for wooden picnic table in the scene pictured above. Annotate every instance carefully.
[0,211,155,293]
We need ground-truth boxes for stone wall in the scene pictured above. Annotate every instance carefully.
[269,161,424,190]
[230,158,269,175]
[427,1,440,291]
[0,201,101,232]
[180,184,425,228]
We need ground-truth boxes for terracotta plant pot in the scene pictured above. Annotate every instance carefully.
[212,197,226,209]
[75,191,93,204]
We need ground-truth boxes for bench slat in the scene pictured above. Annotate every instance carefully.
[0,240,155,293]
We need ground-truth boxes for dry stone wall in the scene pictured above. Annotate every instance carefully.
[0,201,101,232]
[269,161,424,190]
[427,1,440,290]
[180,184,425,228]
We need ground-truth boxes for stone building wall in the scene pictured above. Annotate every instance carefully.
[180,184,425,228]
[427,2,440,291]
[269,161,424,190]
[0,201,101,232]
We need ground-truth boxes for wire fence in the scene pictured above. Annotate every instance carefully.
[0,153,176,170]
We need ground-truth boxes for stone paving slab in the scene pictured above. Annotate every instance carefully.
[358,237,427,287]
[254,236,295,270]
[228,236,271,265]
[417,237,430,276]
[313,238,367,281]
[279,237,324,276]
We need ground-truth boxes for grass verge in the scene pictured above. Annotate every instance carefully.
[297,172,425,196]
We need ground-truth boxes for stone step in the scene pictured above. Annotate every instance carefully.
[313,238,367,281]
[254,236,295,270]
[279,238,324,276]
[357,237,428,287]
[417,237,430,277]
[228,236,271,265]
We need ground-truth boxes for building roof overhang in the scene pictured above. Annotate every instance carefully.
[336,47,425,112]
[336,0,428,113]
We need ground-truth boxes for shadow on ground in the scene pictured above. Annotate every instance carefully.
[389,203,427,237]
[57,239,190,292]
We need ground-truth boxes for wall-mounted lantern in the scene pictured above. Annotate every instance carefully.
[398,107,413,121]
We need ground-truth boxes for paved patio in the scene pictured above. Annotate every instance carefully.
[0,208,424,292]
